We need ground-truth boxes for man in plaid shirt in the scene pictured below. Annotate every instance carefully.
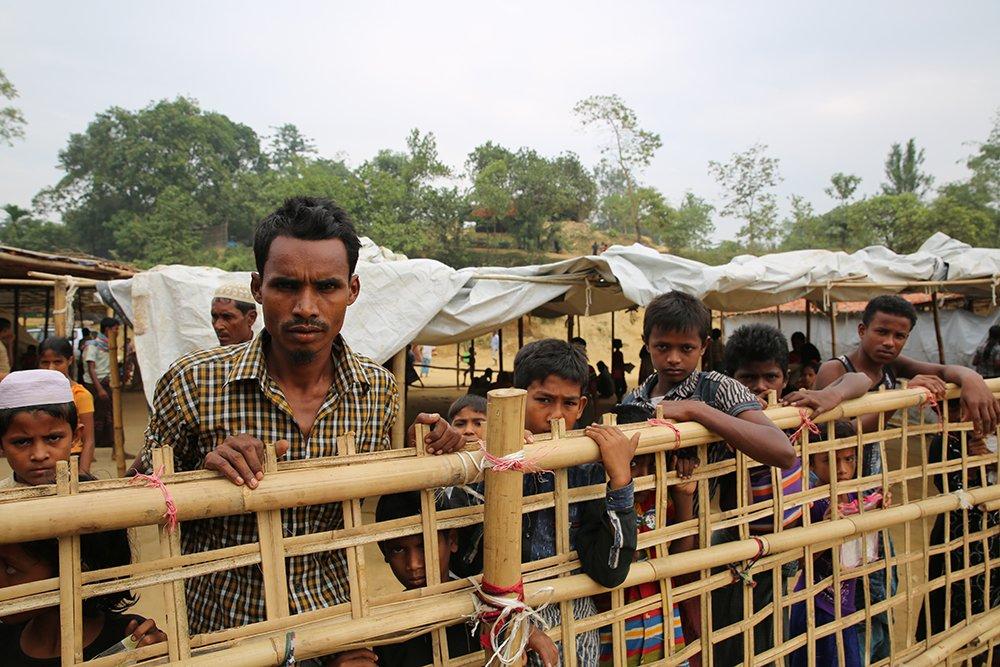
[133,196,463,638]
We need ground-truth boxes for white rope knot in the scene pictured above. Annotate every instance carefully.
[953,489,974,510]
[468,578,553,666]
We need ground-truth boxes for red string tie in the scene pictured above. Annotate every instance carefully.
[130,465,178,533]
[477,441,552,475]
[920,388,944,432]
[647,418,682,446]
[789,409,821,444]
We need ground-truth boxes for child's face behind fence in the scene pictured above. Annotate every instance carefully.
[733,360,787,399]
[451,407,487,443]
[858,311,912,365]
[645,326,707,385]
[38,349,72,378]
[811,447,857,484]
[0,543,52,624]
[382,531,458,590]
[0,410,77,485]
[523,376,587,435]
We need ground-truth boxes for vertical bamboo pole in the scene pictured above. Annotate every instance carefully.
[566,315,574,342]
[413,422,447,664]
[805,299,812,342]
[56,459,82,666]
[53,278,68,337]
[12,286,21,368]
[550,416,577,667]
[610,310,616,366]
[481,387,528,664]
[829,301,838,358]
[517,316,525,350]
[391,348,407,449]
[107,325,125,474]
[498,326,504,374]
[256,442,290,620]
[774,304,781,332]
[152,446,191,660]
[107,324,126,477]
[931,291,946,365]
[43,286,52,340]
[455,344,461,388]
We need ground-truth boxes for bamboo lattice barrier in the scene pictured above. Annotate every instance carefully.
[1,382,1000,665]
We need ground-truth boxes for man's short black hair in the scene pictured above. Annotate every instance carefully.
[512,339,588,393]
[213,297,256,315]
[643,291,711,341]
[99,317,120,334]
[862,295,917,328]
[376,491,421,523]
[253,196,362,276]
[0,402,78,439]
[0,317,10,332]
[724,324,790,376]
[448,394,487,421]
[791,331,805,343]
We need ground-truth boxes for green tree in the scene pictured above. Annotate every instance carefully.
[845,194,926,251]
[671,192,716,250]
[266,123,317,172]
[0,69,26,146]
[882,138,933,197]
[823,172,863,248]
[708,143,783,251]
[574,94,662,242]
[1,204,73,251]
[35,97,265,259]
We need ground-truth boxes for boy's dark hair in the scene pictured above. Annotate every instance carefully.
[99,317,120,334]
[724,324,790,376]
[0,403,78,439]
[570,336,587,347]
[376,490,421,523]
[643,291,711,341]
[448,394,487,421]
[213,297,256,315]
[39,336,74,359]
[253,196,361,276]
[710,328,722,340]
[512,339,588,392]
[21,473,138,615]
[791,331,805,344]
[804,360,821,373]
[611,403,654,425]
[832,419,856,440]
[862,295,917,328]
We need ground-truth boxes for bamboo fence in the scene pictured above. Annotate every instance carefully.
[1,382,999,666]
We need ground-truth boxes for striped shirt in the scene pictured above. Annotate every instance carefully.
[134,332,398,634]
[748,457,804,533]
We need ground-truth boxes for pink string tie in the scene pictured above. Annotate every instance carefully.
[647,418,682,446]
[476,441,553,475]
[130,465,178,533]
[789,409,821,444]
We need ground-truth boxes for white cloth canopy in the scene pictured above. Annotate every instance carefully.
[98,234,999,403]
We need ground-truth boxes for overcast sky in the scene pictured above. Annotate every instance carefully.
[2,1,999,241]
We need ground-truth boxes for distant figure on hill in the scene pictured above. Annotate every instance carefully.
[468,368,494,397]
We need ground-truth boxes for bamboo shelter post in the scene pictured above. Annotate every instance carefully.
[391,347,407,449]
[517,316,525,350]
[43,286,52,339]
[107,324,126,477]
[931,290,946,364]
[480,387,528,663]
[13,285,21,368]
[805,299,812,341]
[829,300,838,358]
[53,277,68,338]
[455,344,461,388]
[498,326,504,374]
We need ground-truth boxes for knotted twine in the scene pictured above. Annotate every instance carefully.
[129,466,178,533]
[469,578,554,665]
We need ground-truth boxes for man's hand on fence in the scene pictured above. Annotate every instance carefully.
[324,649,379,666]
[781,388,840,418]
[526,626,559,666]
[203,434,290,488]
[410,412,464,455]
[585,424,639,490]
[958,376,1000,436]
[125,617,167,647]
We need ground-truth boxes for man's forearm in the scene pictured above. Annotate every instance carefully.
[87,361,101,386]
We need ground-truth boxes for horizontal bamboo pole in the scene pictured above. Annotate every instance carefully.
[0,382,993,544]
[901,606,1000,667]
[172,480,1000,666]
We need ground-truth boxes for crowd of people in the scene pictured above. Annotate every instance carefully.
[0,195,999,665]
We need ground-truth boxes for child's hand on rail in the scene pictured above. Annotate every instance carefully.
[781,388,840,418]
[585,424,639,490]
[409,413,465,455]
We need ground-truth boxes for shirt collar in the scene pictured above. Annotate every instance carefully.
[226,331,369,394]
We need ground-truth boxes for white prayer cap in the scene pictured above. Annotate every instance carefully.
[213,281,255,306]
[0,369,74,409]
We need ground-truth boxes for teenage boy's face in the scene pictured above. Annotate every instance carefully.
[858,311,912,365]
[811,447,857,484]
[451,407,487,443]
[733,361,787,399]
[0,543,52,624]
[523,376,587,435]
[0,411,78,485]
[645,327,707,385]
[382,530,458,590]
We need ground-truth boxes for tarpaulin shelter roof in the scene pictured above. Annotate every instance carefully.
[97,234,1000,403]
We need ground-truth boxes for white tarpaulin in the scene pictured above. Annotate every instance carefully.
[98,233,998,403]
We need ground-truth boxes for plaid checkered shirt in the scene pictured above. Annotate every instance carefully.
[134,332,398,634]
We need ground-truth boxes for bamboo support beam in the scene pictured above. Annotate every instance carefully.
[56,459,82,666]
[1,382,994,544]
[481,387,528,663]
[53,278,68,338]
[391,347,407,449]
[153,446,192,660]
[901,605,1000,667]
[931,290,946,364]
[107,324,126,476]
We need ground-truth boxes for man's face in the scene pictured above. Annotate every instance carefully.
[383,530,457,590]
[251,236,360,364]
[211,299,257,346]
[0,411,78,485]
[733,360,787,399]
[523,375,587,435]
[451,407,487,443]
[858,311,912,365]
[645,327,707,386]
